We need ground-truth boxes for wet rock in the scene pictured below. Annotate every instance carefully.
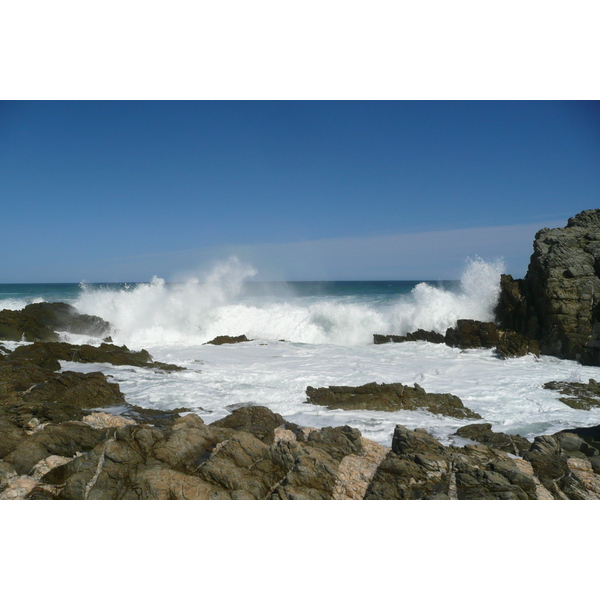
[454,423,531,456]
[10,341,185,372]
[374,330,446,345]
[495,209,600,365]
[495,329,540,359]
[205,335,251,345]
[543,379,600,410]
[306,381,481,419]
[0,302,110,342]
[445,319,500,349]
[374,321,539,359]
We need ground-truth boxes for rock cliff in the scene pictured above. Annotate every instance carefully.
[495,209,600,365]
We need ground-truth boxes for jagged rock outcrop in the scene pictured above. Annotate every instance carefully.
[374,320,540,359]
[0,405,388,500]
[9,341,185,372]
[305,381,482,420]
[0,302,110,342]
[495,209,600,365]
[364,422,600,500]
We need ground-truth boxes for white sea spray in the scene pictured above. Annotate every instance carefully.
[72,256,505,347]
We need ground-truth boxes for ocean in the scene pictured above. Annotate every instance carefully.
[3,256,600,447]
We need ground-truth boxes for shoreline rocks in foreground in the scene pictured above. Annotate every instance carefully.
[2,394,599,499]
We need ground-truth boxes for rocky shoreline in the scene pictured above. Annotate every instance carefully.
[2,209,600,500]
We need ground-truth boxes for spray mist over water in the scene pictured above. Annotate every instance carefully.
[73,256,505,348]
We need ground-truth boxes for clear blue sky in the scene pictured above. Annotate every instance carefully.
[2,100,599,282]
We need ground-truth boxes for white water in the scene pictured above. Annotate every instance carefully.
[47,256,600,447]
[73,256,506,348]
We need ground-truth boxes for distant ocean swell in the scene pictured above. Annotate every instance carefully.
[67,256,506,348]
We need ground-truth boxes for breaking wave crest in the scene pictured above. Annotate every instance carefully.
[73,256,505,347]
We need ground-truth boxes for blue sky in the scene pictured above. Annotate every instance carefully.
[1,100,599,282]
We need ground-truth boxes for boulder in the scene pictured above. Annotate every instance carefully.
[306,381,482,420]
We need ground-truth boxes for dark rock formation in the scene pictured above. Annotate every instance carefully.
[22,371,125,409]
[495,209,600,365]
[9,341,185,372]
[375,320,539,359]
[374,330,446,345]
[0,302,110,342]
[543,379,600,410]
[445,320,500,349]
[495,329,541,359]
[305,381,482,420]
[205,335,251,345]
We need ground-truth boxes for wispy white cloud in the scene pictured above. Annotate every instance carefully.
[104,219,563,282]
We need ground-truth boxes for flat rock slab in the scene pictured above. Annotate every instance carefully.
[306,381,481,420]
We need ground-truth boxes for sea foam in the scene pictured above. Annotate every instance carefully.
[73,256,505,347]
